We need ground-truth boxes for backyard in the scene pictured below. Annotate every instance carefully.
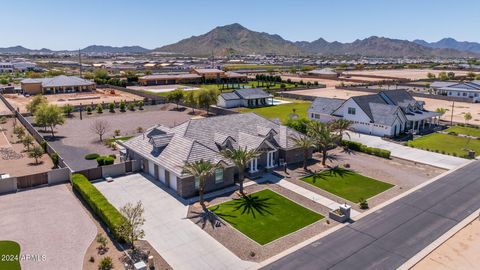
[209,189,323,245]
[444,125,480,137]
[237,101,311,123]
[407,133,480,158]
[301,167,394,203]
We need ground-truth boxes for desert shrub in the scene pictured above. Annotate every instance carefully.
[359,198,369,209]
[71,174,126,242]
[50,152,59,167]
[40,140,47,152]
[109,154,116,159]
[86,106,93,114]
[119,101,126,112]
[98,256,113,270]
[96,155,114,166]
[96,104,103,114]
[0,116,7,124]
[137,100,144,110]
[109,103,115,113]
[128,102,135,111]
[85,153,100,160]
[114,129,121,136]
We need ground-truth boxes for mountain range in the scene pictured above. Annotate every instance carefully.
[1,24,479,57]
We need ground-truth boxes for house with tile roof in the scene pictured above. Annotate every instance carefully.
[308,90,441,137]
[217,88,273,108]
[21,75,95,95]
[119,113,308,197]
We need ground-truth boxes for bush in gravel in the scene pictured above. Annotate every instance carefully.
[71,174,126,242]
[109,103,115,113]
[85,153,100,160]
[341,140,391,159]
[86,106,93,114]
[119,101,126,112]
[98,256,113,270]
[128,102,135,111]
[359,198,369,209]
[96,104,103,114]
[50,152,59,167]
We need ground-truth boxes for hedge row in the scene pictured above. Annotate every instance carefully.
[341,140,391,159]
[71,174,126,242]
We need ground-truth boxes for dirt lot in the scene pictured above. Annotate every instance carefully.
[3,88,141,113]
[0,117,53,177]
[344,69,470,80]
[281,75,346,87]
[33,104,194,171]
[289,88,480,123]
[413,218,480,270]
[0,97,12,116]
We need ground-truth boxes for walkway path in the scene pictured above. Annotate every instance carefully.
[345,131,469,170]
[262,161,480,270]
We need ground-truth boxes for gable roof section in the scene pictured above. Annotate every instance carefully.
[309,97,345,115]
[369,103,400,126]
[219,92,240,100]
[235,88,272,99]
[351,94,387,121]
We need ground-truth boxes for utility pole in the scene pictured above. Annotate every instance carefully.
[450,101,455,126]
[78,49,82,78]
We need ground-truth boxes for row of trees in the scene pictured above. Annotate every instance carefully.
[166,87,219,114]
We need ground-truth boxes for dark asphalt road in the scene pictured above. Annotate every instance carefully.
[263,161,480,270]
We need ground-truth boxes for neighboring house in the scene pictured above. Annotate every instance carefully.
[306,68,339,79]
[20,75,96,95]
[217,88,273,108]
[431,80,480,102]
[138,69,247,86]
[120,113,308,198]
[308,90,441,137]
[0,63,14,73]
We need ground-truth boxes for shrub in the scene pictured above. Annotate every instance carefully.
[40,140,47,152]
[119,101,126,112]
[341,140,391,159]
[128,102,135,111]
[96,104,103,114]
[137,100,144,110]
[109,103,115,113]
[98,256,113,270]
[114,129,121,136]
[0,116,7,124]
[359,198,369,209]
[50,152,59,167]
[86,106,93,114]
[71,174,126,242]
[85,153,100,160]
[96,155,114,166]
[447,131,458,136]
[109,154,116,159]
[96,156,105,166]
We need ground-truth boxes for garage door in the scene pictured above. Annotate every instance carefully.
[148,160,156,179]
[159,167,166,184]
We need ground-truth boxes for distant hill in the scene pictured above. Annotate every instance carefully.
[155,23,303,56]
[414,38,480,54]
[0,46,52,54]
[80,45,150,54]
[156,24,477,57]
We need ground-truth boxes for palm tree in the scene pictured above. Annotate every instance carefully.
[221,147,258,195]
[289,134,316,170]
[331,119,352,140]
[307,121,341,166]
[181,159,220,210]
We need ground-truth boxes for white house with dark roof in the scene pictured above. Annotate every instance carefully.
[309,90,441,137]
[119,113,308,198]
[217,88,273,108]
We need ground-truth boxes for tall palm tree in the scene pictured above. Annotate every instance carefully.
[221,147,258,195]
[307,121,340,166]
[289,134,316,170]
[181,159,220,210]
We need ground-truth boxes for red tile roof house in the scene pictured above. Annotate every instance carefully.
[119,113,309,198]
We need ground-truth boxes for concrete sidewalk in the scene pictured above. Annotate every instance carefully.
[345,131,469,170]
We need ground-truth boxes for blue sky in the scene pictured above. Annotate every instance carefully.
[2,0,480,50]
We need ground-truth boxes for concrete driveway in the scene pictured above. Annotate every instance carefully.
[0,184,96,270]
[345,131,469,170]
[94,173,254,270]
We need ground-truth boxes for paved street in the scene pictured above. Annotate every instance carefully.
[95,173,254,270]
[262,161,480,270]
[345,131,469,170]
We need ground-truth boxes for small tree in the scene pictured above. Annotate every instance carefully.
[90,120,111,142]
[26,95,48,114]
[183,90,197,114]
[128,102,135,111]
[464,112,472,124]
[63,104,74,117]
[29,145,44,164]
[436,108,447,120]
[289,134,316,170]
[86,106,93,114]
[13,125,25,139]
[221,147,258,195]
[181,159,220,209]
[167,88,184,110]
[109,103,115,113]
[34,104,65,138]
[22,134,34,151]
[117,201,145,250]
[119,101,126,112]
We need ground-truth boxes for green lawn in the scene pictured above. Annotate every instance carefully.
[302,168,394,203]
[105,136,133,144]
[444,126,480,137]
[238,102,311,123]
[407,133,480,158]
[209,189,323,245]
[0,241,21,270]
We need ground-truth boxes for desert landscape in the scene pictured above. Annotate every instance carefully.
[344,68,470,80]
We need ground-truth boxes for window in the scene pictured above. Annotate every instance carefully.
[215,168,223,184]
[194,177,199,190]
[347,107,356,115]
